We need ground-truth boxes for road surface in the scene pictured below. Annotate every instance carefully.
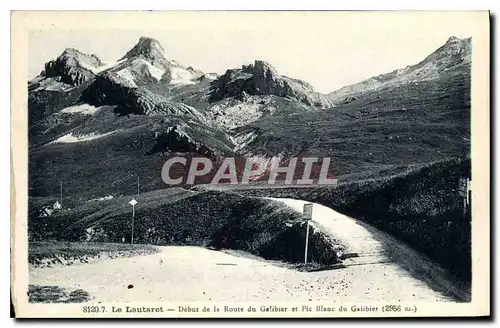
[29,199,469,303]
[273,198,470,302]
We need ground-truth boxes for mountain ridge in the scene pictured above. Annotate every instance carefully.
[327,36,471,103]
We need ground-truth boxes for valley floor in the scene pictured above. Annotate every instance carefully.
[29,200,469,303]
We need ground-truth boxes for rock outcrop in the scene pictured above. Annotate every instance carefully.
[209,60,331,108]
[121,36,169,66]
[149,123,214,156]
[125,89,204,118]
[43,48,104,86]
[82,74,203,120]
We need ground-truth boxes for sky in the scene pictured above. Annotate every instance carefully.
[27,11,478,93]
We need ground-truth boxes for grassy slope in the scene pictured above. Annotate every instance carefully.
[237,158,471,283]
[28,285,91,303]
[235,68,470,177]
[28,78,237,199]
[28,241,159,268]
[28,105,235,198]
[29,189,343,266]
[28,81,93,123]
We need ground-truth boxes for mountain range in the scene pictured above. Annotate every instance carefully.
[28,36,471,198]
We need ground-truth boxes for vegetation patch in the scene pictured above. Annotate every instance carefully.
[28,285,91,303]
[28,241,159,268]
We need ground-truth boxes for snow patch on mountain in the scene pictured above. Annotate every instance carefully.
[110,58,168,86]
[75,55,106,73]
[231,131,258,152]
[89,59,127,74]
[59,104,102,115]
[115,68,139,88]
[53,130,120,144]
[169,67,197,85]
[142,61,166,81]
[203,73,219,80]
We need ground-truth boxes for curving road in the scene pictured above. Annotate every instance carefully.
[273,198,470,302]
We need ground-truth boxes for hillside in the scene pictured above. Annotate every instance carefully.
[327,36,471,103]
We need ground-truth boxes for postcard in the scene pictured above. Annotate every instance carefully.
[10,10,490,318]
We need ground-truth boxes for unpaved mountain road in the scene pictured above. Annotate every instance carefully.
[273,198,470,302]
[29,199,469,303]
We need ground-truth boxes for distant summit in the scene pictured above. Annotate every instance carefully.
[421,36,471,66]
[327,37,471,103]
[121,37,168,63]
[39,47,105,86]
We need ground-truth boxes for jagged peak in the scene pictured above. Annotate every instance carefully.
[37,46,105,87]
[62,47,80,55]
[121,36,167,61]
[254,60,277,71]
[60,48,101,62]
[241,60,279,77]
[211,59,329,107]
[445,36,471,44]
[444,36,471,47]
[433,36,471,59]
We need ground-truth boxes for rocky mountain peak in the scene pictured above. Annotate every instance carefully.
[442,36,471,52]
[62,47,79,56]
[254,60,278,72]
[210,60,331,107]
[121,36,167,62]
[59,48,104,64]
[242,60,279,78]
[41,48,104,86]
[421,36,471,67]
[61,48,101,63]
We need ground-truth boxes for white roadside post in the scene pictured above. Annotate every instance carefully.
[129,198,138,244]
[303,203,313,264]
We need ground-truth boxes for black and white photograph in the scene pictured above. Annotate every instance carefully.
[10,10,490,318]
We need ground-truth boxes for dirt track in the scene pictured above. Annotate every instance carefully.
[274,198,470,302]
